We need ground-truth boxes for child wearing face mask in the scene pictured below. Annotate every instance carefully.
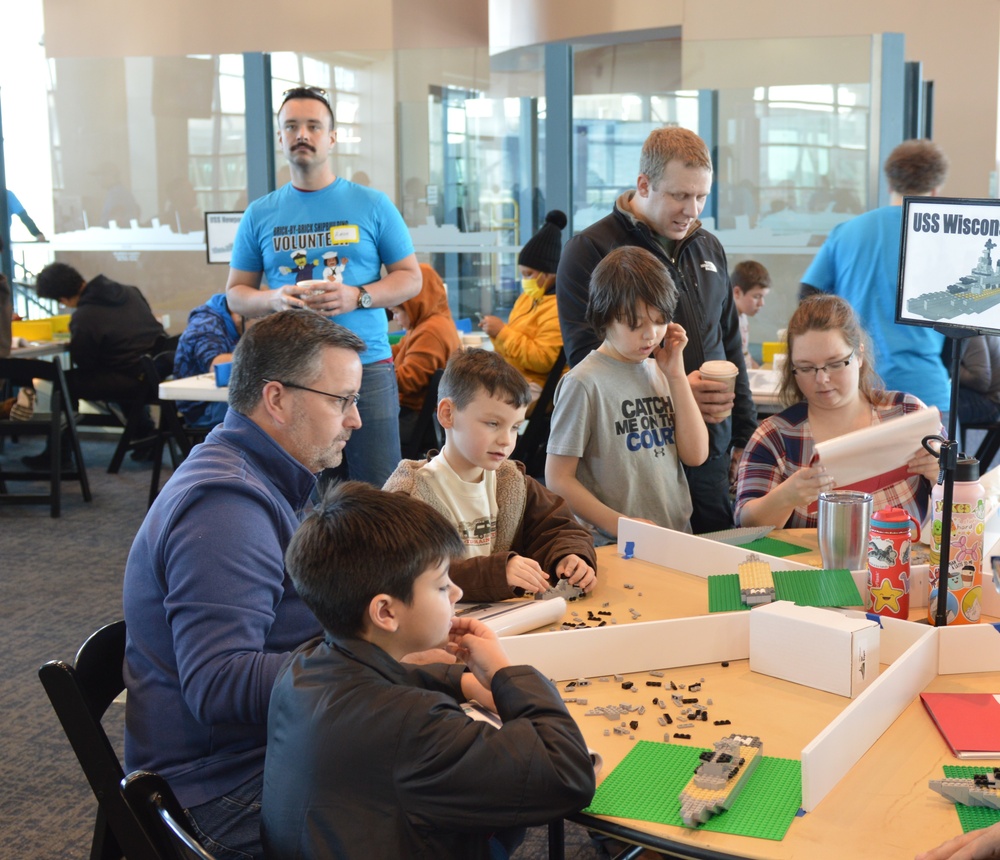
[479,210,567,406]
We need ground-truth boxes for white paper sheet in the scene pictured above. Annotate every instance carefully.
[813,408,941,487]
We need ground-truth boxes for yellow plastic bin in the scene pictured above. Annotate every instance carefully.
[12,319,54,340]
[761,341,787,364]
[49,314,72,335]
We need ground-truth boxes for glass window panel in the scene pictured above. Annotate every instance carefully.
[219,74,245,114]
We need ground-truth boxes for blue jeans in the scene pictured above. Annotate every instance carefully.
[184,400,229,428]
[339,360,401,486]
[185,772,263,860]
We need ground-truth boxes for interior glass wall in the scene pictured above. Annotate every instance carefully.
[24,33,882,355]
[569,34,878,362]
[38,53,247,329]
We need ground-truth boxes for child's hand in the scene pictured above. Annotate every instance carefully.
[505,554,550,594]
[447,616,511,690]
[400,648,457,666]
[653,322,689,375]
[555,554,597,592]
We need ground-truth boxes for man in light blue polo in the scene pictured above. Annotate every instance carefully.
[226,86,421,485]
[800,139,951,418]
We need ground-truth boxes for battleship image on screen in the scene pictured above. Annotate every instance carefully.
[907,238,1000,323]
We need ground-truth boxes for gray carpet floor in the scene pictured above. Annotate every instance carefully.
[0,432,606,859]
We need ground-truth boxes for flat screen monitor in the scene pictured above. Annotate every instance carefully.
[897,196,1000,337]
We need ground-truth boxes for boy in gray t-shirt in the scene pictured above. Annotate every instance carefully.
[546,246,709,541]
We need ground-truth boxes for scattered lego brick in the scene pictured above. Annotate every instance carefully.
[629,720,639,730]
[621,681,634,690]
[645,681,662,687]
[637,705,646,715]
[624,583,634,589]
[714,720,731,726]
[682,697,698,704]
[721,662,729,668]
[674,733,691,739]
[664,713,673,724]
[689,683,702,693]
[658,716,667,726]
[678,722,694,729]
[650,670,665,678]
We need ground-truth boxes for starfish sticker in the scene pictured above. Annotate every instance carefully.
[870,578,904,614]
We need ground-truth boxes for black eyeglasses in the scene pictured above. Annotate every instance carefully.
[791,350,855,378]
[263,379,360,414]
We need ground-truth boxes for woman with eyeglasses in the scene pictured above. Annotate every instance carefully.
[734,294,941,528]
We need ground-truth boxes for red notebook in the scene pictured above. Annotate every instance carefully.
[920,693,1000,759]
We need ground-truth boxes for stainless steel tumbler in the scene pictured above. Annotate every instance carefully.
[817,490,873,570]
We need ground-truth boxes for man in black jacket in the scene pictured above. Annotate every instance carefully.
[556,127,755,533]
[29,262,166,465]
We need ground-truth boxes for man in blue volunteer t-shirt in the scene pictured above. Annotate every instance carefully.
[226,86,421,486]
[800,139,951,419]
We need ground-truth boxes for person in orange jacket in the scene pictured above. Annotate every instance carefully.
[391,264,462,453]
[479,210,567,408]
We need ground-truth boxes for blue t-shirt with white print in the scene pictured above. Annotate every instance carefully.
[230,179,414,363]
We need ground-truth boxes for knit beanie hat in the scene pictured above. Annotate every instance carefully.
[518,210,568,274]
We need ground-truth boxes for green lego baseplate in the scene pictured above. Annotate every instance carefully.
[583,739,802,840]
[738,536,812,557]
[707,568,862,612]
[942,765,1000,833]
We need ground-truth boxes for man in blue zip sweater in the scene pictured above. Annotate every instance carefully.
[123,309,364,860]
[556,127,755,533]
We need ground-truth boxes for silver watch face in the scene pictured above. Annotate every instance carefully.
[358,289,373,308]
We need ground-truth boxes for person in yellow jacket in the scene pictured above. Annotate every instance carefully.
[479,210,567,406]
[391,264,462,453]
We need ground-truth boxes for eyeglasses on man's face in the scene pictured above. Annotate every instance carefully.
[263,379,360,414]
[790,350,856,378]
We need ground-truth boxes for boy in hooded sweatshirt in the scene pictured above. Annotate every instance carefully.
[390,264,462,453]
[173,293,252,427]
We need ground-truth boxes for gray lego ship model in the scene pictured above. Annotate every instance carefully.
[907,238,1000,322]
[678,734,764,827]
[929,768,1000,810]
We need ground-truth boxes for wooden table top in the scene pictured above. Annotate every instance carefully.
[531,535,998,858]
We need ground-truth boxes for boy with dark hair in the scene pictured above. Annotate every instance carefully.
[29,261,167,466]
[546,246,709,541]
[262,481,596,860]
[731,260,772,369]
[384,348,597,601]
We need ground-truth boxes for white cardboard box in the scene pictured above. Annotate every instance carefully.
[749,601,880,698]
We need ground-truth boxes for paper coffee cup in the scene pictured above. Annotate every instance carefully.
[700,360,739,418]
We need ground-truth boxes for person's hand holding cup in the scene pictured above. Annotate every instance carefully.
[692,359,739,423]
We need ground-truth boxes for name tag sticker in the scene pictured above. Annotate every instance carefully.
[329,225,360,244]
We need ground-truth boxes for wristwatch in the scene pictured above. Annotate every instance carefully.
[356,286,373,309]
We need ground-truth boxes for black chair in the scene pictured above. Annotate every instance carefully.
[400,368,445,460]
[512,348,567,479]
[960,419,1000,471]
[38,620,157,860]
[0,356,91,517]
[141,353,196,508]
[106,335,183,477]
[121,771,217,860]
